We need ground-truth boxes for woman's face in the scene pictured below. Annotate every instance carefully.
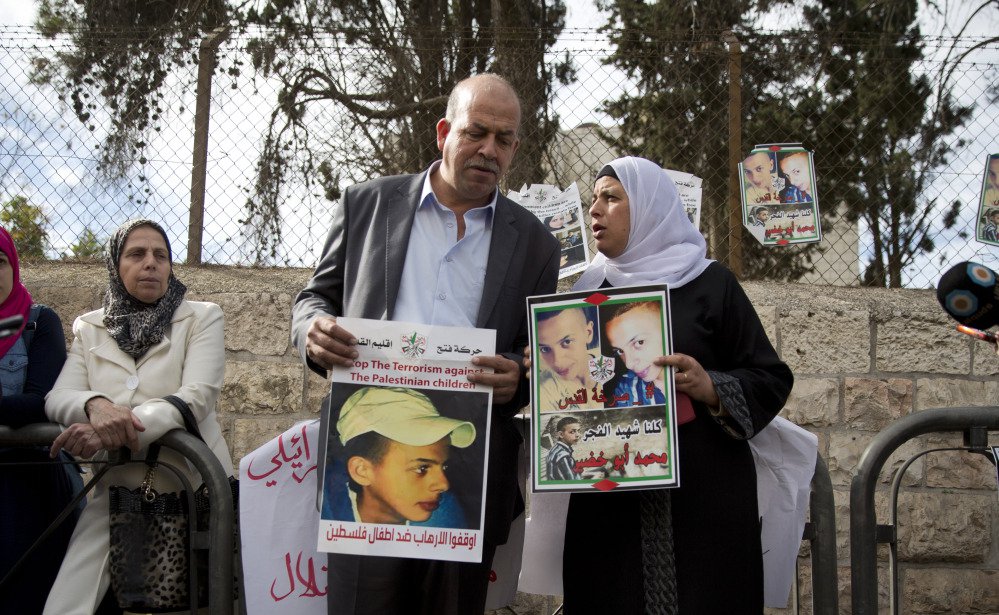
[605,306,664,384]
[118,226,171,304]
[0,251,12,305]
[590,176,631,259]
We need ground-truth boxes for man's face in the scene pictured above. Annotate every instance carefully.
[781,155,812,193]
[537,309,594,385]
[354,437,451,524]
[558,423,581,446]
[435,81,521,209]
[743,153,773,190]
[988,158,999,192]
[605,306,665,385]
[590,176,631,258]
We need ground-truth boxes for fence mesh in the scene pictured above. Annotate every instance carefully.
[2,24,997,287]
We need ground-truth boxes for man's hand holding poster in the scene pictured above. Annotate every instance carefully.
[527,286,679,493]
[317,317,495,563]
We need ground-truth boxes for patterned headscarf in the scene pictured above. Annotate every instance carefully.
[574,156,713,292]
[103,219,186,359]
[0,226,33,359]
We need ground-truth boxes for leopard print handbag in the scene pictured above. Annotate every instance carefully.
[108,446,202,613]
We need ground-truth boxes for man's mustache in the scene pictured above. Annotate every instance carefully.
[465,157,500,174]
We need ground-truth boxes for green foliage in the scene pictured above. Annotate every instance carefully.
[63,227,107,261]
[237,0,570,263]
[1,196,50,260]
[597,0,818,280]
[598,0,971,286]
[802,0,973,287]
[34,0,570,264]
[34,0,230,181]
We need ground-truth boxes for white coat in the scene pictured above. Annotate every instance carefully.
[43,300,232,615]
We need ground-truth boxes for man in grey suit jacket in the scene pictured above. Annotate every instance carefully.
[291,74,559,615]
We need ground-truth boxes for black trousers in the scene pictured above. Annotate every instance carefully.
[326,543,498,615]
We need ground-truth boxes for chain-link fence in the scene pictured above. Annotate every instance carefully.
[2,24,997,287]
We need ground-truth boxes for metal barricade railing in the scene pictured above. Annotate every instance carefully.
[0,423,234,615]
[849,406,999,615]
[799,454,838,615]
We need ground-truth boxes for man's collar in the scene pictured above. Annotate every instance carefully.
[420,160,498,213]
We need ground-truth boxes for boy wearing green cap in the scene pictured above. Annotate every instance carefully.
[326,387,476,526]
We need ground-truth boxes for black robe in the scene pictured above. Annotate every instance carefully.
[563,262,793,614]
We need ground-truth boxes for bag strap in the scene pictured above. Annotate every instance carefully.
[21,304,40,351]
[162,394,204,442]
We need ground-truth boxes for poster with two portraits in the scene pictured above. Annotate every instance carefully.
[316,317,493,563]
[527,286,680,493]
[740,143,822,246]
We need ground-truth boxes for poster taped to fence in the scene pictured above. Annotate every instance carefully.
[975,153,999,246]
[507,182,591,278]
[664,169,704,229]
[740,143,822,246]
[317,317,494,563]
[527,285,679,493]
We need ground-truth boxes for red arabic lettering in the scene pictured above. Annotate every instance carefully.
[612,442,630,472]
[247,424,314,482]
[270,551,328,601]
[634,451,669,466]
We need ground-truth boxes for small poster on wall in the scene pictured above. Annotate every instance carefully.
[975,153,999,246]
[739,143,822,246]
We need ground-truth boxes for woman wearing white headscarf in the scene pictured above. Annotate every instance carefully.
[562,157,793,614]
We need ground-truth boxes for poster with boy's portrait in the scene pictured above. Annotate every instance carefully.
[527,285,679,493]
[740,144,822,246]
[975,153,999,246]
[317,318,494,563]
[508,182,592,279]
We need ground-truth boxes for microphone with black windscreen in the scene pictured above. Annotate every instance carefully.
[937,261,999,343]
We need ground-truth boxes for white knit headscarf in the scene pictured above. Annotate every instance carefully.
[574,156,713,291]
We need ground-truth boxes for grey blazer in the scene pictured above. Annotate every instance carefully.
[291,171,560,543]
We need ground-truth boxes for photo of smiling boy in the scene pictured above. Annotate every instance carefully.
[328,386,477,527]
[535,306,604,410]
[602,301,667,407]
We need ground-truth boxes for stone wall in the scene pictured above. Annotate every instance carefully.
[23,262,999,614]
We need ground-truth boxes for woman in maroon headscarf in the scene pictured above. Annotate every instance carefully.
[0,226,77,614]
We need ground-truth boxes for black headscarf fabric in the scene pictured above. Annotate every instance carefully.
[102,219,187,359]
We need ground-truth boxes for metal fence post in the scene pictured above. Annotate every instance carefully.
[722,31,743,278]
[188,26,230,266]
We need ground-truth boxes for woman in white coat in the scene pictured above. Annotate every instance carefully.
[44,219,232,615]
